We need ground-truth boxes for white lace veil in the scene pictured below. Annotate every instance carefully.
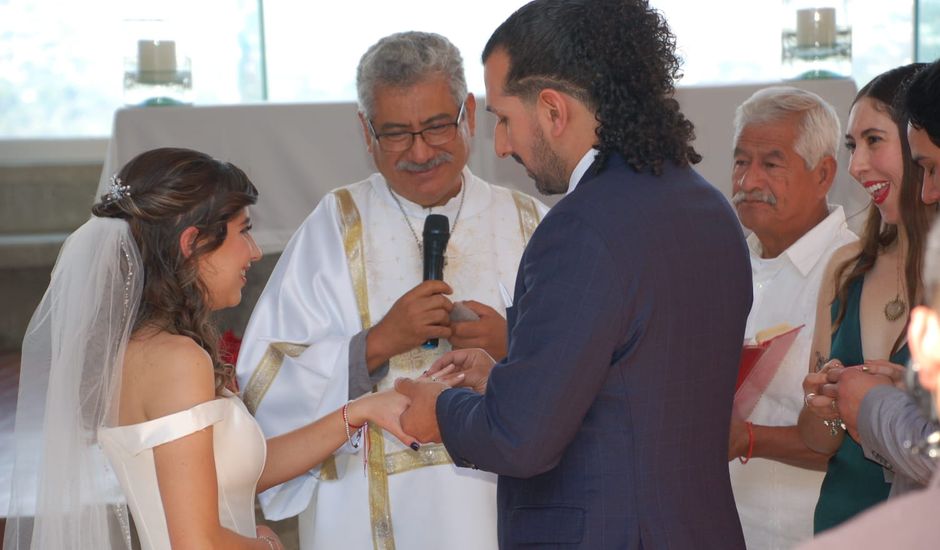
[3,216,143,550]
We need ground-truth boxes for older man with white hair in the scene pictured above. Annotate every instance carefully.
[727,86,858,549]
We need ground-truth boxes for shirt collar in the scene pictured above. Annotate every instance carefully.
[566,148,600,196]
[748,205,849,277]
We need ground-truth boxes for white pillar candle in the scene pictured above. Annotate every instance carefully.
[796,7,836,48]
[138,39,177,77]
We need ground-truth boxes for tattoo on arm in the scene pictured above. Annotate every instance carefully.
[814,351,825,373]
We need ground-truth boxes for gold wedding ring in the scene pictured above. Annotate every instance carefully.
[822,359,843,372]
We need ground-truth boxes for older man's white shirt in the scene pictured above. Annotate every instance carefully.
[730,205,857,550]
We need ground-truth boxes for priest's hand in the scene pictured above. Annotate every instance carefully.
[448,301,508,361]
[395,377,448,444]
[426,348,495,394]
[367,281,454,370]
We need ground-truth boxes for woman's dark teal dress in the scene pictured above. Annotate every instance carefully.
[813,276,909,533]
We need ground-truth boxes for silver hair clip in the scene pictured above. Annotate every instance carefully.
[105,174,131,203]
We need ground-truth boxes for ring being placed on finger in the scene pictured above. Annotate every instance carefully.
[430,376,438,382]
[804,393,817,407]
[861,365,870,373]
[822,359,843,372]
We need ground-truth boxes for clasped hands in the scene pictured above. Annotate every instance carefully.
[368,281,503,445]
[802,358,906,439]
[390,348,496,445]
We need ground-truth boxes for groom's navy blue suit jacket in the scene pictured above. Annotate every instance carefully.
[438,154,752,549]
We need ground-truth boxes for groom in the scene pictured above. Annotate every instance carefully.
[396,0,752,548]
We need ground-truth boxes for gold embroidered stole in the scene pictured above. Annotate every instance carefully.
[242,343,308,415]
[511,190,540,245]
[243,185,542,550]
[333,189,398,550]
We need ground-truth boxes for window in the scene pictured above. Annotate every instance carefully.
[0,0,918,141]
[656,0,913,88]
[917,0,940,61]
[261,0,525,103]
[263,0,914,98]
[0,0,262,139]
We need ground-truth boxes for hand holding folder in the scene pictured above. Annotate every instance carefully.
[733,324,804,420]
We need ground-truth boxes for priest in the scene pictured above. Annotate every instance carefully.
[236,31,547,550]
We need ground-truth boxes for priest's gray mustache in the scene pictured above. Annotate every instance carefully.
[397,153,454,172]
[732,190,777,206]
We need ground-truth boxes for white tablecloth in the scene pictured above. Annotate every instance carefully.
[97,79,865,253]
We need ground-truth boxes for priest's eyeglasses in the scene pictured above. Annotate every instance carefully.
[368,102,467,153]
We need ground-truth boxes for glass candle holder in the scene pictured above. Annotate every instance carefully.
[123,19,193,106]
[781,1,852,80]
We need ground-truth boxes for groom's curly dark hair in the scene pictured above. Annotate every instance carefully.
[482,0,700,176]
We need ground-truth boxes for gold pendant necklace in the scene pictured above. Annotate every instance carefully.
[884,296,906,321]
[884,251,906,321]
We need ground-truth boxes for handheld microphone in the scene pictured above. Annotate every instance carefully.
[422,214,450,349]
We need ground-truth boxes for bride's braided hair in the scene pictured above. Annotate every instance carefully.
[92,147,259,393]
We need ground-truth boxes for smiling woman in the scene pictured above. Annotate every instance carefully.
[4,147,420,550]
[798,63,937,534]
[846,98,907,224]
[197,209,262,310]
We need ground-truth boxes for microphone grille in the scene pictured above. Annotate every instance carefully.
[423,214,450,237]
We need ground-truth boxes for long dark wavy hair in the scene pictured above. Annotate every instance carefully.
[92,147,259,393]
[481,0,700,176]
[831,64,932,354]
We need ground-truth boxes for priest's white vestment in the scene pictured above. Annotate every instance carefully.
[236,168,546,550]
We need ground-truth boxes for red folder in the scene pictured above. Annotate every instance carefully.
[733,324,803,420]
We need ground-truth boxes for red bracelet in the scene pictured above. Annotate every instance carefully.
[738,421,754,464]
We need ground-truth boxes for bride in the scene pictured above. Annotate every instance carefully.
[3,148,429,549]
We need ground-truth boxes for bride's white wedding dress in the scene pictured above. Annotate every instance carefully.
[98,393,266,550]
